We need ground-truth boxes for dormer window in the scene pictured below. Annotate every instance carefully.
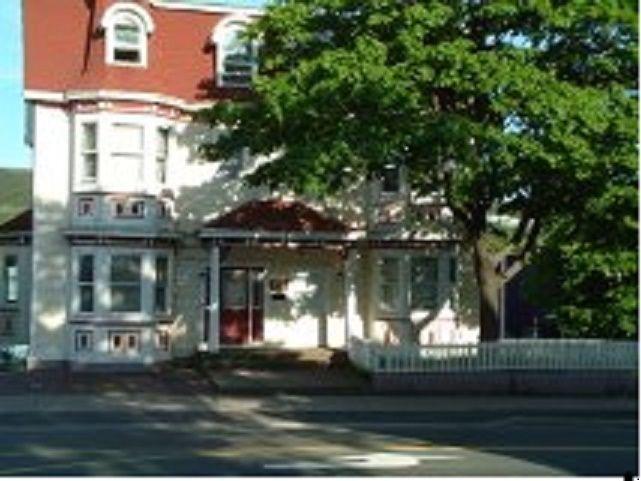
[212,16,257,88]
[101,3,155,68]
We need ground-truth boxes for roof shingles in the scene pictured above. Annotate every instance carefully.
[205,200,346,233]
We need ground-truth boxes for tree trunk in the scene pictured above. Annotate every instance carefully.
[472,238,502,341]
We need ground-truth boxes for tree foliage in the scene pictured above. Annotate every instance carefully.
[199,0,638,339]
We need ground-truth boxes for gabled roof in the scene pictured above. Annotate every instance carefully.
[205,200,347,233]
[0,210,32,234]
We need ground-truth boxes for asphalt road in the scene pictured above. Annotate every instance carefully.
[0,394,636,476]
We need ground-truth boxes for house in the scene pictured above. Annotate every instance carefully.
[13,0,479,368]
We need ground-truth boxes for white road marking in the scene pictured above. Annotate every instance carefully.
[264,452,462,470]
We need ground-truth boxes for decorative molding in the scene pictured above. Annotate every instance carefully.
[24,89,214,112]
[101,2,156,33]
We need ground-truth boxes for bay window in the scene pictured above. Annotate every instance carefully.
[110,255,142,312]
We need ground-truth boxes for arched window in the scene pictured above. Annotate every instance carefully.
[212,16,257,88]
[101,3,155,67]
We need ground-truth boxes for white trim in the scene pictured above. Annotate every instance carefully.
[101,2,156,33]
[24,89,214,112]
[211,14,253,44]
[149,0,263,16]
[24,90,65,102]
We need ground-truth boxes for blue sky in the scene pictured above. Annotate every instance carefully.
[0,0,26,169]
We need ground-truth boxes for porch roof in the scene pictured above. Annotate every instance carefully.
[0,210,32,244]
[203,199,348,234]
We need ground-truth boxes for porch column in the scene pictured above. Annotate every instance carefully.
[344,248,363,344]
[208,245,220,352]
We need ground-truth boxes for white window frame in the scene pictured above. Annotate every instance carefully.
[102,3,155,68]
[212,15,258,88]
[80,122,99,184]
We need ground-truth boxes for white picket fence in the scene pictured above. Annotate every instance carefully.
[348,338,638,373]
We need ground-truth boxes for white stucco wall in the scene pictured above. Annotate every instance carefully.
[29,104,72,366]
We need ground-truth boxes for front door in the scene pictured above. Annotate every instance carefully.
[220,268,265,345]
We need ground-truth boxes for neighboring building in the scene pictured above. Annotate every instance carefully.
[18,0,479,368]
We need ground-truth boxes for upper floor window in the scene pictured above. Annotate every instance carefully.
[81,123,98,183]
[156,128,169,184]
[102,3,155,68]
[212,16,257,88]
[380,164,401,195]
[111,123,144,182]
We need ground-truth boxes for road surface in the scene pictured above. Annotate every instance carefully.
[0,394,636,476]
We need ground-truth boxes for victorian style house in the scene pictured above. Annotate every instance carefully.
[0,0,478,368]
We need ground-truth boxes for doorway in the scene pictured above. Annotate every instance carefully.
[220,267,265,345]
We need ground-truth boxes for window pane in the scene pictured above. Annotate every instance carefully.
[222,269,247,308]
[155,287,167,312]
[411,257,438,309]
[111,154,143,182]
[156,128,169,155]
[80,285,94,312]
[111,255,141,283]
[82,123,97,150]
[381,165,400,193]
[156,256,168,283]
[112,124,143,153]
[114,49,141,63]
[379,257,400,312]
[115,24,140,45]
[111,285,141,312]
[5,255,18,303]
[83,154,98,180]
[79,255,94,283]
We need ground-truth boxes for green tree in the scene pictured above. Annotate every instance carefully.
[525,111,638,339]
[199,0,638,340]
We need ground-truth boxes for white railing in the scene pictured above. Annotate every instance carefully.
[349,338,638,373]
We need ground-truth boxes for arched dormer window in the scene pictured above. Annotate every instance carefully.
[212,15,257,88]
[101,2,155,68]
